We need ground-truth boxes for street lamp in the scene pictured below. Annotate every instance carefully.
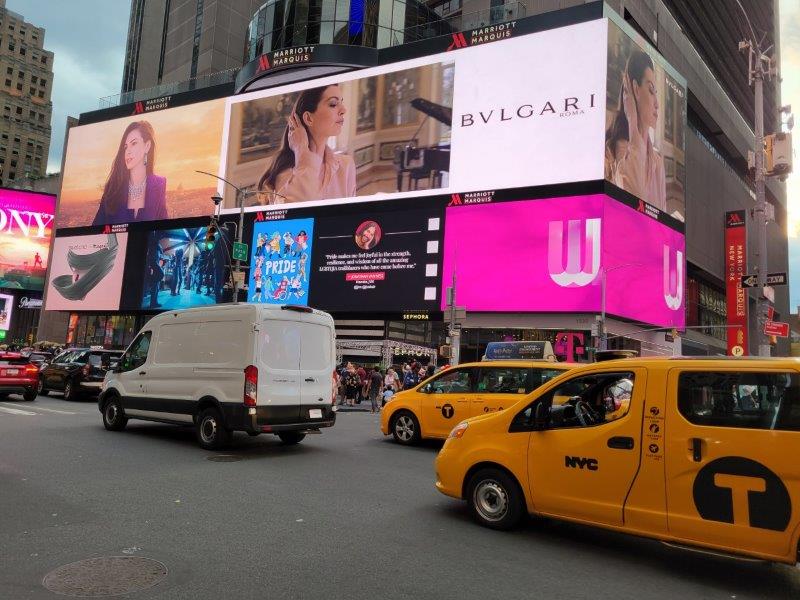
[195,171,288,304]
[599,263,641,351]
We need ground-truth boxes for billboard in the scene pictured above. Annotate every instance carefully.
[725,210,748,356]
[140,226,230,310]
[308,204,443,311]
[441,195,685,328]
[605,18,686,221]
[0,188,55,291]
[249,218,314,305]
[59,99,226,228]
[218,18,608,210]
[0,292,13,330]
[45,233,128,311]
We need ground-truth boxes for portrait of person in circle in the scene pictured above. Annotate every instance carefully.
[92,120,168,226]
[604,49,666,212]
[258,84,357,204]
[355,220,381,251]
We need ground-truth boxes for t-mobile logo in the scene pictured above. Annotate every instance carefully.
[663,245,683,310]
[547,219,601,288]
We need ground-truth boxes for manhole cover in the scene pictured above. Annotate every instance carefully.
[43,556,167,597]
[207,454,242,462]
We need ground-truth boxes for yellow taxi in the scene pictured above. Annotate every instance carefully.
[435,355,800,564]
[380,360,574,445]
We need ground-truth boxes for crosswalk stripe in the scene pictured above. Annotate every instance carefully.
[0,405,37,416]
[4,402,76,415]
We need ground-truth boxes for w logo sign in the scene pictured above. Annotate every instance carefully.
[548,219,601,288]
[257,55,271,72]
[132,101,144,115]
[446,33,468,51]
[663,245,683,311]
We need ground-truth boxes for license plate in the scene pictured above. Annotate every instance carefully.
[3,369,17,376]
[309,409,322,419]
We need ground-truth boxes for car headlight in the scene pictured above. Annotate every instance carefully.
[448,421,469,439]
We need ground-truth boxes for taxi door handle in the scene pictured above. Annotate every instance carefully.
[691,437,702,462]
[607,436,634,450]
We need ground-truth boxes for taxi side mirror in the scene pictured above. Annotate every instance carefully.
[533,403,550,430]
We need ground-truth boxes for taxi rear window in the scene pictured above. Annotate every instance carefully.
[677,371,800,431]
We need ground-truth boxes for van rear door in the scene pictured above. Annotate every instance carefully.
[298,321,334,420]
[258,319,302,422]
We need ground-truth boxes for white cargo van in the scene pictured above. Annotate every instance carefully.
[98,304,337,450]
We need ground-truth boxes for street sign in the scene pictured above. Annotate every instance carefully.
[740,272,787,287]
[446,305,467,322]
[764,320,790,338]
[232,271,245,285]
[232,242,249,262]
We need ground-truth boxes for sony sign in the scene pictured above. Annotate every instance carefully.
[0,209,54,238]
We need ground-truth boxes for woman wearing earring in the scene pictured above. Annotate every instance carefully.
[604,50,666,212]
[258,84,356,204]
[92,120,168,226]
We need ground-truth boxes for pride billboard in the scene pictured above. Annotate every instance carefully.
[441,195,685,328]
[0,188,55,291]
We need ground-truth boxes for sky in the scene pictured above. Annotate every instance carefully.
[10,0,800,307]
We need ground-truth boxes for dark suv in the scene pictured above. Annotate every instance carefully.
[38,348,123,400]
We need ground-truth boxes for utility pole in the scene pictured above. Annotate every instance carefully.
[737,6,776,357]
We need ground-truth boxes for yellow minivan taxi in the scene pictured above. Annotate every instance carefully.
[435,356,800,564]
[380,360,574,445]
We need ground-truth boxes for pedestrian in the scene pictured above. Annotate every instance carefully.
[367,366,383,413]
[384,367,399,392]
[382,385,394,406]
[356,364,367,404]
[343,362,361,407]
[403,367,419,390]
[426,364,436,379]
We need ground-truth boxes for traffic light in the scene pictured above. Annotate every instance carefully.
[204,222,219,250]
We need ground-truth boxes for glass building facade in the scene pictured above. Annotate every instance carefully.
[245,0,454,61]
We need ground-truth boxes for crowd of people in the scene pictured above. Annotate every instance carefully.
[334,361,442,413]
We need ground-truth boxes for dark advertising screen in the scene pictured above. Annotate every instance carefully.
[308,204,443,312]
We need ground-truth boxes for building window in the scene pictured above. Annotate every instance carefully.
[31,75,36,84]
[15,107,21,115]
[29,87,34,95]
[5,67,11,75]
[15,82,21,91]
[19,47,25,56]
[39,78,46,87]
[37,90,43,98]
[4,79,9,87]
[7,42,13,51]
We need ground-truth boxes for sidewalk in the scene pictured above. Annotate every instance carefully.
[335,397,385,413]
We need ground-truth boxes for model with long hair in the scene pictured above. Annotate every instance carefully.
[604,49,666,211]
[92,121,168,226]
[258,84,356,204]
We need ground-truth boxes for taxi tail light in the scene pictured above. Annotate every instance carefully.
[244,365,258,407]
[448,421,469,439]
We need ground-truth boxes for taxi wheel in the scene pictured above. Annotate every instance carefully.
[466,468,525,531]
[391,411,420,446]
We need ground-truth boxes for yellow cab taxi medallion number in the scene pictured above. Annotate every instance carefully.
[433,354,800,565]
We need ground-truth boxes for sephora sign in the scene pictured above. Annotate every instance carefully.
[440,194,685,328]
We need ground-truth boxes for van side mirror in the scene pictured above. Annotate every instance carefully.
[533,403,550,430]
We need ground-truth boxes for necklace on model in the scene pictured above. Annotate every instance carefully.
[128,179,146,198]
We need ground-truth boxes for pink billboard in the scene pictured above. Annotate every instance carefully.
[0,188,55,291]
[441,195,685,328]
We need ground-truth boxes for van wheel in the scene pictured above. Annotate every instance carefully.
[37,378,49,396]
[197,408,232,450]
[102,397,128,431]
[23,388,37,402]
[277,432,306,445]
[391,411,420,446]
[466,468,525,531]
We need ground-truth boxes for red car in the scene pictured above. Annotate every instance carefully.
[0,352,39,401]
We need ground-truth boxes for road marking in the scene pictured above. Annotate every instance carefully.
[4,402,76,415]
[0,405,37,416]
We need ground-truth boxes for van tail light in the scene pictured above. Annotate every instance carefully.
[244,365,258,407]
[331,369,337,405]
[81,364,91,378]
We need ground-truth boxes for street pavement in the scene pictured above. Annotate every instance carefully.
[1,394,799,599]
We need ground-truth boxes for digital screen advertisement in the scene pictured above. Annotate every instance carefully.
[249,218,314,305]
[605,17,686,221]
[441,195,685,328]
[0,292,13,330]
[140,226,230,310]
[309,205,443,312]
[45,233,128,311]
[0,188,55,291]
[59,99,226,228]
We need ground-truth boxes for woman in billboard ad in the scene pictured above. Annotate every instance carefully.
[92,121,167,226]
[605,21,686,222]
[258,85,357,204]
